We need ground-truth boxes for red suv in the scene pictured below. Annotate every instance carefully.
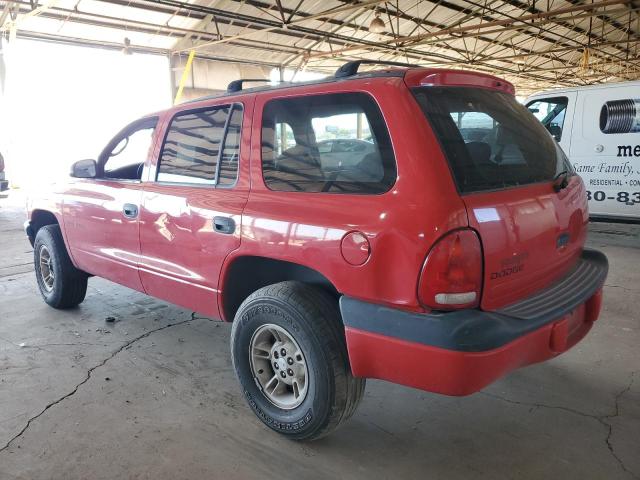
[25,61,608,440]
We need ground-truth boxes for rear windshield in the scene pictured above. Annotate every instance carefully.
[413,87,571,194]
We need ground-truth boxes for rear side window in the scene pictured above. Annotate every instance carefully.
[158,104,243,186]
[414,87,570,194]
[261,93,396,194]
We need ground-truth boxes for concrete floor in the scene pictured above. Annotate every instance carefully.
[0,193,638,480]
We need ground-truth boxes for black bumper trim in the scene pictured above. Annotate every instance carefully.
[24,221,35,247]
[498,249,607,319]
[340,249,608,353]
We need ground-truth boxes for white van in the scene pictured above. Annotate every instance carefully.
[525,81,640,222]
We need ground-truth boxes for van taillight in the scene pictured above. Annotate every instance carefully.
[418,229,483,310]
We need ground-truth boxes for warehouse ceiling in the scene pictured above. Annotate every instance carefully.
[1,0,639,95]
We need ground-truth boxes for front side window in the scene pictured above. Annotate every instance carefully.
[261,93,396,194]
[414,87,570,194]
[526,97,568,141]
[157,104,243,185]
[102,119,157,181]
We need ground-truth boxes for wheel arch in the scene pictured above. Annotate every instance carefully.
[28,209,84,274]
[219,255,340,322]
[28,209,60,245]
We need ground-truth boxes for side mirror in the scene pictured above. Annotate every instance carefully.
[70,159,97,178]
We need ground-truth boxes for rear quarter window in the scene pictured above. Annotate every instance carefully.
[261,92,396,194]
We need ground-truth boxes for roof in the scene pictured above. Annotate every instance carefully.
[525,78,640,98]
[3,0,639,96]
[191,66,407,101]
[179,64,515,106]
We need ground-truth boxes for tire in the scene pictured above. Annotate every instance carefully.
[230,281,365,440]
[34,224,88,309]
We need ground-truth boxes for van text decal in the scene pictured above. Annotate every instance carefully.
[617,145,640,157]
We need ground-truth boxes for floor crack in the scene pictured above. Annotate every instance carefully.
[33,342,116,348]
[482,372,637,479]
[0,317,197,454]
[602,373,637,479]
[0,262,33,270]
[605,284,640,294]
[191,311,215,322]
[480,392,597,420]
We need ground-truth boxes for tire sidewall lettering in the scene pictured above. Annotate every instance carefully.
[244,390,313,431]
[233,299,328,436]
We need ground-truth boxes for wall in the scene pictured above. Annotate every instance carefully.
[0,39,172,189]
[170,54,272,102]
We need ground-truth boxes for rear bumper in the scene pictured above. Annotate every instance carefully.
[340,249,608,396]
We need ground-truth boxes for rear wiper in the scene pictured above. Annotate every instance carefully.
[553,170,569,192]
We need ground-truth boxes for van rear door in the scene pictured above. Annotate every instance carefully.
[413,86,589,310]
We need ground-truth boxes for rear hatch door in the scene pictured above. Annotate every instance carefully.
[413,85,589,310]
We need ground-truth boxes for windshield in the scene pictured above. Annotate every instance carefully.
[413,87,571,194]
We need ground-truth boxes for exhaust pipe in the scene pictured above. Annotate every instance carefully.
[599,99,640,134]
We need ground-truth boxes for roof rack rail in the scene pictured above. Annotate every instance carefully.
[227,78,279,93]
[335,60,415,78]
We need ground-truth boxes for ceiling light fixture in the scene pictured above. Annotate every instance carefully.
[122,37,132,55]
[513,54,527,65]
[369,13,385,34]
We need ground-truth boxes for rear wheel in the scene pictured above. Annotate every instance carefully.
[230,281,365,440]
[34,225,88,309]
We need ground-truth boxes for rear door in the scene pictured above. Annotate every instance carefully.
[138,100,251,318]
[413,87,588,310]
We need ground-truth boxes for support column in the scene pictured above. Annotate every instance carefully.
[168,53,177,103]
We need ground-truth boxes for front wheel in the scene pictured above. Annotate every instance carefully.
[230,281,365,440]
[34,224,88,309]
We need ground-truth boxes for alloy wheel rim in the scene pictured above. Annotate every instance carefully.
[38,245,55,291]
[249,323,309,410]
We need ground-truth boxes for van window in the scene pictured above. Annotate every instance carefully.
[261,93,396,194]
[275,122,296,155]
[526,97,568,141]
[414,87,571,194]
[158,104,242,185]
[452,112,495,142]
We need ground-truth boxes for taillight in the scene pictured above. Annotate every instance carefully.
[418,229,483,310]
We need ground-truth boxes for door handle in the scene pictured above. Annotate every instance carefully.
[213,216,235,235]
[123,203,138,219]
